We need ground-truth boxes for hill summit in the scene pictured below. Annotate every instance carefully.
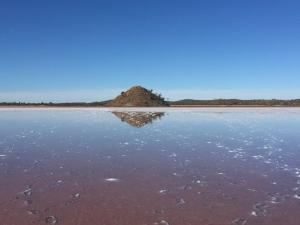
[106,86,169,107]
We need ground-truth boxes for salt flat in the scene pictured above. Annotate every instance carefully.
[0,108,300,225]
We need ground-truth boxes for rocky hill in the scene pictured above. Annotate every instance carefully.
[106,86,169,107]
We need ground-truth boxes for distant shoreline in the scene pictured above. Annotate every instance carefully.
[2,98,300,108]
[1,105,300,108]
[171,105,300,107]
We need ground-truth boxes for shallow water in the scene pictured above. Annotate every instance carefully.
[0,108,300,225]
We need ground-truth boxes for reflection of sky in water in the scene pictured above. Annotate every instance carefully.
[0,108,300,225]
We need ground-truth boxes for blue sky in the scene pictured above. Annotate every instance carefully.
[1,0,300,102]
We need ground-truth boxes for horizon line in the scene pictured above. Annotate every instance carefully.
[1,88,300,103]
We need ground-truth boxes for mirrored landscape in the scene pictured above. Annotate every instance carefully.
[0,108,300,225]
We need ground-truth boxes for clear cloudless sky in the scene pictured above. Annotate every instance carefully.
[1,0,300,102]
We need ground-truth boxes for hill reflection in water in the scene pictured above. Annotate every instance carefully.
[112,111,165,127]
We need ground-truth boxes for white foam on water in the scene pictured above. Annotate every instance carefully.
[294,194,300,199]
[105,178,120,182]
[158,189,167,194]
[252,155,264,159]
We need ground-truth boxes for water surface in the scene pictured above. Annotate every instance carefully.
[0,108,300,225]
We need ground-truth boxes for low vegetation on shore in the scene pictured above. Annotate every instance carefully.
[171,99,300,106]
[2,99,300,107]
